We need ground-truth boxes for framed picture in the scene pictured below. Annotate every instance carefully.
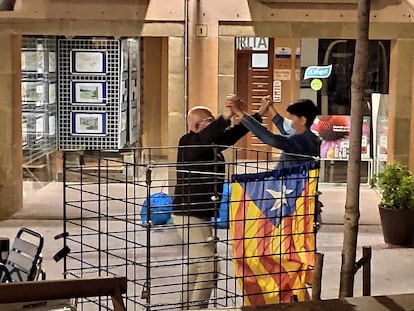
[130,107,137,127]
[122,79,127,96]
[71,111,107,136]
[71,50,107,74]
[121,109,127,132]
[121,79,128,103]
[130,48,138,72]
[22,81,43,104]
[48,114,56,136]
[22,120,28,147]
[21,50,44,73]
[71,81,107,105]
[48,51,56,73]
[122,46,129,73]
[129,107,138,144]
[35,115,44,140]
[48,82,56,104]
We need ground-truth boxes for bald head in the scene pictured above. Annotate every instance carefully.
[187,106,214,133]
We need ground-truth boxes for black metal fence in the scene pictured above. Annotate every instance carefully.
[63,147,319,310]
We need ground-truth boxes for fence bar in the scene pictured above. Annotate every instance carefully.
[362,246,372,296]
[312,252,324,301]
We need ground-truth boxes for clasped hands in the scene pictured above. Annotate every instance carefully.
[224,94,273,119]
[222,95,246,119]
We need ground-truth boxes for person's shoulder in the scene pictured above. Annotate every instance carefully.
[178,132,194,144]
[302,130,322,147]
[213,115,230,126]
[307,130,321,142]
[303,128,318,136]
[295,130,320,142]
[179,132,192,139]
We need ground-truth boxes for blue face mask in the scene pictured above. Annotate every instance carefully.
[283,118,296,136]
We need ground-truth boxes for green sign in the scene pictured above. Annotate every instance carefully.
[310,79,323,91]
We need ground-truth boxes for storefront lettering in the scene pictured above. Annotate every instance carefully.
[236,37,269,51]
[304,65,332,79]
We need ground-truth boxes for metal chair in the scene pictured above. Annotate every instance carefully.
[0,227,45,282]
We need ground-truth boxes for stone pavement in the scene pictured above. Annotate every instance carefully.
[1,182,414,305]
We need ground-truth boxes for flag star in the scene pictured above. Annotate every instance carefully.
[266,185,295,211]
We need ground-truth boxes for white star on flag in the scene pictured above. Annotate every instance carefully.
[266,184,295,211]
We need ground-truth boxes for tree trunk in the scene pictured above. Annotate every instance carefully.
[339,0,370,298]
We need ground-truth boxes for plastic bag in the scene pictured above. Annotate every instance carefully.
[140,192,173,225]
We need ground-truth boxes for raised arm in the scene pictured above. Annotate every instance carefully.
[239,114,288,149]
[229,95,290,149]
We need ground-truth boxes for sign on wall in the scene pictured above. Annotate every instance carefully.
[235,37,269,51]
[311,115,371,160]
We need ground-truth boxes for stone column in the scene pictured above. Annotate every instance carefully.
[167,36,185,186]
[218,36,235,110]
[218,36,236,164]
[168,36,185,149]
[388,39,414,168]
[0,34,23,219]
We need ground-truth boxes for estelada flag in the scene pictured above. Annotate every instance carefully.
[230,161,319,305]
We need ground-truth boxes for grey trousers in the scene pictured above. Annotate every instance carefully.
[172,215,217,309]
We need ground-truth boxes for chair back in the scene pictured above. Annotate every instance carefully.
[0,227,44,282]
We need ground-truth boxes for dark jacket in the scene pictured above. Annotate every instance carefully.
[173,114,262,219]
[241,114,321,168]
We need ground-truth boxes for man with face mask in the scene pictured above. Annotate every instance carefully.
[229,95,321,168]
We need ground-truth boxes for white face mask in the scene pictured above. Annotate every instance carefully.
[283,118,296,136]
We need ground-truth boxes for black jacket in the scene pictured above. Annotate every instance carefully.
[173,114,262,219]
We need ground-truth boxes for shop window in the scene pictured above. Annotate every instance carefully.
[318,39,390,116]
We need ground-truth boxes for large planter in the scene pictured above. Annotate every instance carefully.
[378,205,414,246]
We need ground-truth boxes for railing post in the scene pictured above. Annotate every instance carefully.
[362,246,371,296]
[142,165,153,308]
[312,252,324,300]
[354,246,372,296]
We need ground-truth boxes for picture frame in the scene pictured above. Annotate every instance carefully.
[121,109,127,132]
[122,79,127,96]
[35,115,44,140]
[130,48,138,72]
[22,81,44,104]
[48,114,56,136]
[22,120,28,147]
[131,107,137,128]
[71,111,107,136]
[71,50,107,74]
[71,81,107,105]
[129,107,138,144]
[21,50,44,73]
[122,46,129,73]
[121,79,128,103]
[48,82,56,105]
[48,51,56,73]
[130,78,137,101]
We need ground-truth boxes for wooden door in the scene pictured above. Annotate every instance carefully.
[235,40,274,160]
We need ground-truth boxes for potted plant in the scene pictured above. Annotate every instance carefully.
[370,161,414,246]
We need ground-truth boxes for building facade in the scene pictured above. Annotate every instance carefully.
[0,0,413,217]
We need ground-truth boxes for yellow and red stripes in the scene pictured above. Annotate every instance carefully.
[230,169,318,305]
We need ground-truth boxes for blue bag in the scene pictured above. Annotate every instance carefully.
[140,192,173,225]
[211,182,231,229]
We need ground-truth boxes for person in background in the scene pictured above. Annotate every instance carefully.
[172,96,266,309]
[229,95,321,168]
